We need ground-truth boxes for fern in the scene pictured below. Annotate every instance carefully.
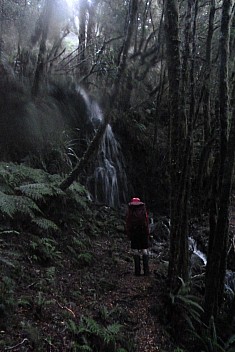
[78,316,120,345]
[76,345,92,351]
[0,182,14,195]
[0,192,41,218]
[66,314,129,352]
[66,182,89,209]
[0,162,91,237]
[32,218,59,232]
[29,237,61,263]
[67,189,89,209]
[0,191,18,217]
[15,196,42,218]
[105,323,122,335]
[0,162,51,186]
[70,182,87,195]
[66,319,78,335]
[72,237,87,249]
[77,253,93,266]
[103,323,123,344]
[169,277,204,333]
[16,183,64,201]
[83,316,102,335]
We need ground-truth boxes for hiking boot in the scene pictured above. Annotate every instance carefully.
[143,254,150,276]
[134,255,141,276]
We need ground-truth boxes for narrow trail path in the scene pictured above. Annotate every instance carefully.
[87,233,173,352]
[108,260,161,352]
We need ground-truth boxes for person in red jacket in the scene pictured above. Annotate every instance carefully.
[126,197,150,276]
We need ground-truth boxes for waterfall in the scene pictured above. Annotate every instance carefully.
[78,87,128,207]
[189,237,207,265]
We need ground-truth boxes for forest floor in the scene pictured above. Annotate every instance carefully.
[2,198,235,351]
[0,206,177,352]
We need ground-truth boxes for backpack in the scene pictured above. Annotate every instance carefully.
[128,202,147,232]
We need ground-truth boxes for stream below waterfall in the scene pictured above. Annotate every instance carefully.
[149,217,235,299]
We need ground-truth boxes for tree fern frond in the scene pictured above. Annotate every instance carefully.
[48,174,64,183]
[67,188,89,209]
[16,183,65,201]
[70,182,88,196]
[17,183,53,201]
[32,218,59,232]
[0,192,41,219]
[0,191,18,217]
[15,196,42,218]
[0,162,50,186]
[0,182,14,195]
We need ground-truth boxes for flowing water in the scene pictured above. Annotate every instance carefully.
[79,88,128,207]
[189,237,207,265]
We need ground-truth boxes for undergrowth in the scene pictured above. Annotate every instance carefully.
[0,162,135,351]
[0,162,89,233]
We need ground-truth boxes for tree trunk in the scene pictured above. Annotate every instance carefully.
[0,0,4,61]
[204,93,235,322]
[87,0,96,44]
[78,0,87,78]
[218,0,232,188]
[166,0,200,289]
[204,0,234,323]
[165,0,186,287]
[196,0,215,211]
[60,0,138,191]
[31,0,53,96]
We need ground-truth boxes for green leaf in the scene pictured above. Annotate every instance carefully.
[0,192,41,218]
[16,183,65,201]
[32,218,59,232]
[106,323,122,335]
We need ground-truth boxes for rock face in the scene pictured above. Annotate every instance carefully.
[190,253,205,276]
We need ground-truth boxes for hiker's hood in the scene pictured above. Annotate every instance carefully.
[131,197,140,202]
[129,197,144,206]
